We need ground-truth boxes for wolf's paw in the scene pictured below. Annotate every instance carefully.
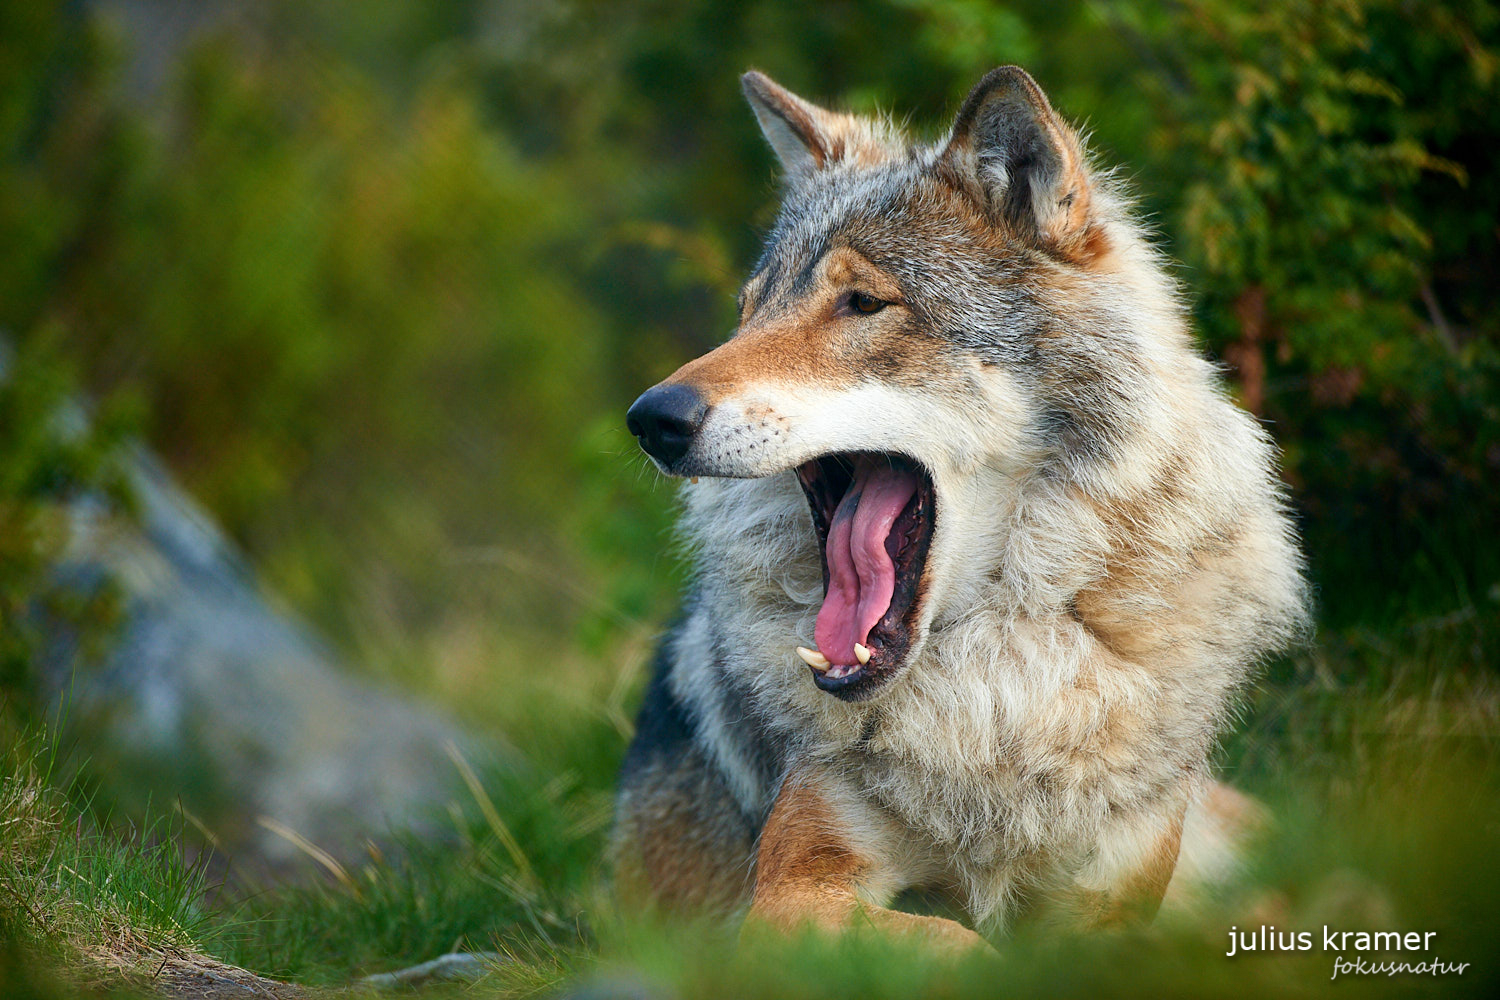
[857,906,994,956]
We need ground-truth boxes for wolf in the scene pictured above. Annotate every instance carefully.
[613,66,1308,949]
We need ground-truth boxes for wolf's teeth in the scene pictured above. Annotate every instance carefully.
[796,646,831,671]
[854,643,871,665]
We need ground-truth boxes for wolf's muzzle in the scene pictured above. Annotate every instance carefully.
[627,383,707,468]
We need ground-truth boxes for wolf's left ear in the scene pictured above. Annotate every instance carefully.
[742,71,836,180]
[941,67,1093,248]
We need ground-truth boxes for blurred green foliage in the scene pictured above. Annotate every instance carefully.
[1,0,1496,707]
[1144,0,1500,626]
[0,336,132,713]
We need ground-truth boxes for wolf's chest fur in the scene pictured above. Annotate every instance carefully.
[664,472,1232,924]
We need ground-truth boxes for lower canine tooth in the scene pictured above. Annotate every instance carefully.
[854,643,871,665]
[796,646,831,671]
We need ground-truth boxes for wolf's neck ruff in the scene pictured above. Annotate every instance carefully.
[815,456,920,669]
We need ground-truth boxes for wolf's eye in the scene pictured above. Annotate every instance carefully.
[850,292,887,314]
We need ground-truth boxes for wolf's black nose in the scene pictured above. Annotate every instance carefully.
[627,383,707,467]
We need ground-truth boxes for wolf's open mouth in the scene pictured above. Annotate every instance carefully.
[795,452,936,699]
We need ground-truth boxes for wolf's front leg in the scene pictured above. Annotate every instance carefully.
[1053,785,1194,929]
[745,767,989,953]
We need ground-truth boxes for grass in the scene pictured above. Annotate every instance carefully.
[3,561,1499,998]
[217,754,612,986]
[0,719,219,997]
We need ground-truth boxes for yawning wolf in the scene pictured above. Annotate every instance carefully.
[614,66,1308,948]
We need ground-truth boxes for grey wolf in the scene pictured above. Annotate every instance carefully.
[613,66,1308,948]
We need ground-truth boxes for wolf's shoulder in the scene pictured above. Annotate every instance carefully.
[619,628,698,783]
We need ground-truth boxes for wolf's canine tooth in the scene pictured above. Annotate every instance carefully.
[854,643,872,665]
[796,646,831,670]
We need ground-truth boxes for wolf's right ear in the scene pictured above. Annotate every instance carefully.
[940,67,1093,249]
[742,71,835,180]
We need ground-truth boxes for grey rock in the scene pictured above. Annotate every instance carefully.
[42,446,500,865]
[358,952,506,990]
[0,344,505,867]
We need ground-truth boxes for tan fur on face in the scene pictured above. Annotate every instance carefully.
[664,247,938,403]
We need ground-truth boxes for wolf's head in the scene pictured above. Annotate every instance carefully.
[629,68,1193,701]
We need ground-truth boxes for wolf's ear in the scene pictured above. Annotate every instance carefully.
[941,67,1092,247]
[742,71,836,180]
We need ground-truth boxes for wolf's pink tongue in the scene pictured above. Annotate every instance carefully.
[814,461,921,666]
